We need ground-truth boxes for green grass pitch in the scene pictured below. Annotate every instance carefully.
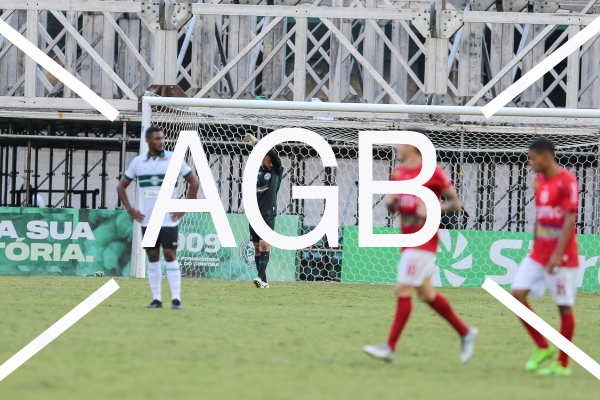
[1,276,600,399]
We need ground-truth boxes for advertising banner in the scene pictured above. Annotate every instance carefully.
[0,208,302,281]
[342,227,600,291]
[0,207,132,276]
[176,213,301,281]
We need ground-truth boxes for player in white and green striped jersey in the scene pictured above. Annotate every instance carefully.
[117,126,200,309]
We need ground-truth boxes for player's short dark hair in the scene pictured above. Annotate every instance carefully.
[405,127,427,156]
[529,137,555,156]
[145,126,162,139]
[405,127,427,135]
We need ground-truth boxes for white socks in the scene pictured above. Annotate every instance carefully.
[147,261,162,302]
[166,260,181,301]
[148,260,181,302]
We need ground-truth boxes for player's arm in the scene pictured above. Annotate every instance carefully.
[184,173,200,200]
[547,211,576,274]
[417,185,461,218]
[437,167,461,213]
[551,211,576,264]
[171,164,200,221]
[385,168,402,214]
[416,166,462,217]
[243,133,260,147]
[243,133,283,172]
[548,177,579,273]
[440,185,462,213]
[532,178,539,242]
[116,177,144,223]
[384,194,398,214]
[243,133,283,151]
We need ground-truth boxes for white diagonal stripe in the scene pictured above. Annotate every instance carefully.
[0,279,120,382]
[0,17,119,121]
[482,278,600,379]
[482,14,600,118]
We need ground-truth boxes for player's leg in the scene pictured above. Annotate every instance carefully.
[257,241,271,288]
[416,278,477,363]
[253,242,260,277]
[538,268,577,376]
[511,257,555,371]
[363,251,421,362]
[417,275,469,338]
[256,216,275,288]
[249,223,263,288]
[363,283,413,362]
[249,223,260,270]
[142,227,162,308]
[161,227,182,309]
[387,283,414,351]
[252,242,263,288]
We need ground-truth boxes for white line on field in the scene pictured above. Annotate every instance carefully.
[482,14,600,118]
[482,278,600,380]
[0,18,119,121]
[0,279,120,382]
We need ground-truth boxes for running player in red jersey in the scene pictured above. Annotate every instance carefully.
[363,137,478,364]
[511,137,580,376]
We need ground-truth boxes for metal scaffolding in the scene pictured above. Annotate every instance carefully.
[2,0,600,109]
[0,118,140,209]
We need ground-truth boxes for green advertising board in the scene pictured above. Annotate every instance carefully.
[342,227,600,291]
[0,208,302,281]
[162,213,302,282]
[0,207,132,277]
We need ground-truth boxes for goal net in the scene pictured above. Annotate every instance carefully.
[138,97,600,292]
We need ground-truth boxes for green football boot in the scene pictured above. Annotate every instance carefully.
[537,361,571,376]
[525,346,556,372]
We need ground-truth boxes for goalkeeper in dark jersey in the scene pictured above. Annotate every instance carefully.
[243,133,283,289]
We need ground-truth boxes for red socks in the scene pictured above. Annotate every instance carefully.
[520,302,549,349]
[387,297,412,351]
[428,293,469,337]
[519,304,575,368]
[559,312,575,368]
[387,294,470,351]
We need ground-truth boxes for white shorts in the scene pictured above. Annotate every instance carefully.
[397,249,437,287]
[511,256,579,306]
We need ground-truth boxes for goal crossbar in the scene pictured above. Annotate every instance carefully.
[142,97,600,119]
[134,98,600,282]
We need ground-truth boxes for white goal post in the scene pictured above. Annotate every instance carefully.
[134,97,600,292]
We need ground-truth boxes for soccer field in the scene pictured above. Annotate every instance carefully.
[1,277,599,399]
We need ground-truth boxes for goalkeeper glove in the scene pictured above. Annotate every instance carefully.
[243,133,258,146]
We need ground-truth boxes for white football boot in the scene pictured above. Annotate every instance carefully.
[252,277,263,288]
[460,327,479,364]
[363,343,394,363]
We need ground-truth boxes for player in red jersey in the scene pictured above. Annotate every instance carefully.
[363,136,478,364]
[511,137,580,376]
